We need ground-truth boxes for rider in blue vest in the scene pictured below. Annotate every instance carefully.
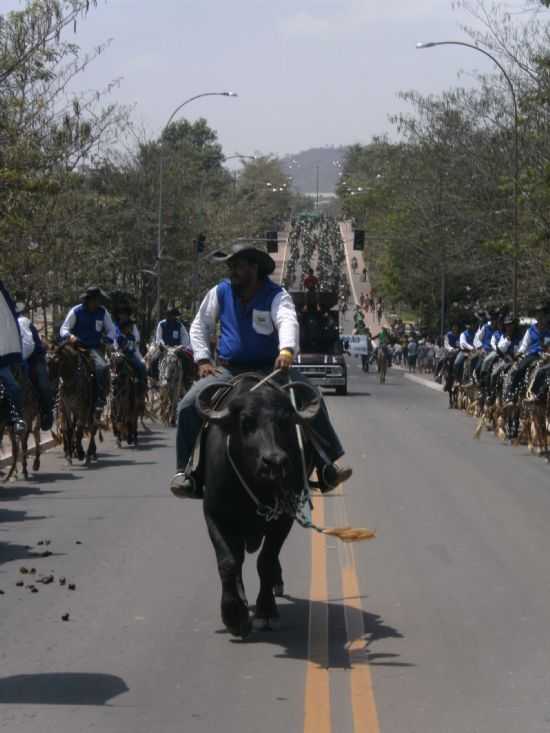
[114,304,147,387]
[59,287,116,416]
[170,244,351,499]
[452,323,475,382]
[478,313,504,403]
[503,305,550,405]
[17,305,54,431]
[0,281,26,434]
[150,308,191,382]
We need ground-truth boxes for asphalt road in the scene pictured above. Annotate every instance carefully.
[2,364,550,733]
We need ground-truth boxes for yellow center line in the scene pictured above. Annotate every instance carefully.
[336,496,381,733]
[304,496,331,733]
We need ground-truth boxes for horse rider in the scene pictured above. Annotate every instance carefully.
[303,268,320,312]
[503,305,550,407]
[0,281,26,434]
[170,243,352,499]
[372,326,392,366]
[467,313,495,386]
[17,305,54,431]
[113,305,147,388]
[59,286,116,418]
[436,324,459,384]
[452,322,475,383]
[150,308,191,380]
[485,315,518,405]
[477,313,504,395]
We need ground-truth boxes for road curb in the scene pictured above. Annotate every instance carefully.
[403,372,444,393]
[0,434,57,467]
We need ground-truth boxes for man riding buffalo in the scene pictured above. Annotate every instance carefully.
[170,243,352,499]
[59,287,116,418]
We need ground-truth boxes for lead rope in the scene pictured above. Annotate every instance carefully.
[220,370,376,543]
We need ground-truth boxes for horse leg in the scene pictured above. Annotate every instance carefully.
[85,430,97,466]
[21,427,30,480]
[254,515,293,630]
[75,425,85,461]
[32,421,41,473]
[4,430,18,482]
[205,512,250,638]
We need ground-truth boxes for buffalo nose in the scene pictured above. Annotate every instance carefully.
[261,452,288,476]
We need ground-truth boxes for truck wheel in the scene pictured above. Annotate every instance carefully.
[335,385,347,396]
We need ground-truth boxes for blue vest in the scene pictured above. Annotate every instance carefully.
[71,304,107,349]
[491,329,502,351]
[481,323,494,352]
[116,325,136,353]
[217,279,282,367]
[446,331,459,348]
[526,324,542,355]
[161,320,182,347]
[462,329,474,346]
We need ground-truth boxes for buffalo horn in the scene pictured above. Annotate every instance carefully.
[195,382,233,423]
[283,382,321,422]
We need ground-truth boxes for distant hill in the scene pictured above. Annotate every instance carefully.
[280,146,347,194]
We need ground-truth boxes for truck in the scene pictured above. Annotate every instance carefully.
[291,291,348,396]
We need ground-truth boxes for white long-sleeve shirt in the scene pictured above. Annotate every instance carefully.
[190,284,299,363]
[497,334,513,355]
[18,317,36,360]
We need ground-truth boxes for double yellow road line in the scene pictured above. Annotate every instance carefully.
[304,495,380,733]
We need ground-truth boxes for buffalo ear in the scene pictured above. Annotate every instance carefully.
[195,382,233,424]
[283,382,321,423]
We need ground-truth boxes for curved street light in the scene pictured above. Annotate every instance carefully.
[155,91,238,319]
[416,41,520,319]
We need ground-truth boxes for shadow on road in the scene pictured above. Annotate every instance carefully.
[0,486,62,500]
[0,508,47,524]
[228,595,412,670]
[0,673,129,705]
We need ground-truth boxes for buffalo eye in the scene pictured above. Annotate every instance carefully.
[240,415,256,434]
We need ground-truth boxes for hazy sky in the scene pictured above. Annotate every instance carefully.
[1,0,532,156]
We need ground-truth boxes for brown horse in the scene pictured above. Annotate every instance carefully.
[3,367,41,481]
[50,344,100,465]
[109,351,144,447]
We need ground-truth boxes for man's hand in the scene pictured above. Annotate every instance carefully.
[275,349,294,371]
[198,360,216,379]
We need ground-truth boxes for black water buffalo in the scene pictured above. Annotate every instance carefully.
[197,374,320,638]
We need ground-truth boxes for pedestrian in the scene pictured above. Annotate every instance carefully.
[407,337,418,373]
[362,267,367,282]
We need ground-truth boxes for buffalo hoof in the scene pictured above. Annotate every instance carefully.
[253,614,281,631]
[273,583,285,597]
[222,599,251,639]
[32,458,40,472]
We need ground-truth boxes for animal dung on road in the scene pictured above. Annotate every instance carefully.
[61,613,70,622]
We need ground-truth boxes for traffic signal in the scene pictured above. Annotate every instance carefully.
[353,230,365,251]
[196,233,206,254]
[266,230,278,253]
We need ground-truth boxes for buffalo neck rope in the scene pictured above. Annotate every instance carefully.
[224,371,376,544]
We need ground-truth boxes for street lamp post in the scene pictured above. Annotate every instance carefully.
[417,41,520,318]
[155,91,238,319]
